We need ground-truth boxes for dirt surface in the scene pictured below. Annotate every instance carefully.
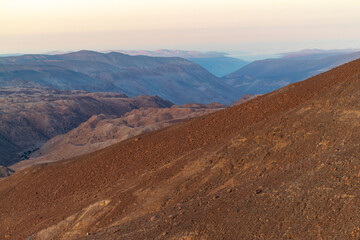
[1,59,360,239]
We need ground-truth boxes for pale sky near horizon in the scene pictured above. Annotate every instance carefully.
[1,0,360,59]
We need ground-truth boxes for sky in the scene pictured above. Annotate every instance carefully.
[1,0,360,59]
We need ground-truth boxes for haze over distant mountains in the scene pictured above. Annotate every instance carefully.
[109,49,249,77]
[112,49,228,58]
[224,49,360,94]
[0,50,241,104]
[280,48,360,58]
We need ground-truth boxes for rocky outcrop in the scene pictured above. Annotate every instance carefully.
[0,166,14,178]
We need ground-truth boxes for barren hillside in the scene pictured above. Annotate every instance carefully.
[1,59,360,239]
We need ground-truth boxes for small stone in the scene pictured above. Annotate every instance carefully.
[150,215,158,221]
[255,187,263,194]
[86,232,91,236]
[227,188,232,193]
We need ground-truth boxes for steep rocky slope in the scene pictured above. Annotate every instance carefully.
[224,50,360,95]
[0,50,241,104]
[12,103,226,170]
[0,88,172,166]
[1,59,360,239]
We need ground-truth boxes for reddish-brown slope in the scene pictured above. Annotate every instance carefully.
[1,59,360,239]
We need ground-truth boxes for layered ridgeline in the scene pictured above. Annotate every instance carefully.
[224,49,360,95]
[2,59,360,239]
[0,88,172,166]
[12,103,227,171]
[0,50,241,104]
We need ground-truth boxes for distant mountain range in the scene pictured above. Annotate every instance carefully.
[280,48,360,58]
[223,50,360,94]
[7,48,359,98]
[0,50,241,104]
[115,49,248,77]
